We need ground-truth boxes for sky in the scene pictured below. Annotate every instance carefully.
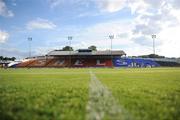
[0,0,180,59]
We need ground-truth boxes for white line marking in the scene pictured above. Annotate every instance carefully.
[86,71,131,120]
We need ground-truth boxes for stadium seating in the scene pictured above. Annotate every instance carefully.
[28,59,46,67]
[95,59,112,67]
[84,59,95,67]
[113,58,160,67]
[16,57,163,68]
[47,59,69,67]
[70,59,113,67]
[16,59,36,67]
[15,49,180,68]
[156,61,180,67]
[72,59,84,67]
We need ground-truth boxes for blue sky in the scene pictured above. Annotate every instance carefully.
[0,0,180,59]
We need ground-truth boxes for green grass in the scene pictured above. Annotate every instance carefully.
[95,68,180,120]
[0,68,180,120]
[0,68,89,120]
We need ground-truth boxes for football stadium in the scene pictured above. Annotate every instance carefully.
[1,48,180,120]
[2,49,179,68]
[1,0,180,120]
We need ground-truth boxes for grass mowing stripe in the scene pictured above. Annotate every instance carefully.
[86,71,130,120]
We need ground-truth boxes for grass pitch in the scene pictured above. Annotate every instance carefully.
[0,68,180,120]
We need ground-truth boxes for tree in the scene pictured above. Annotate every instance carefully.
[0,56,16,61]
[148,54,165,58]
[11,57,16,61]
[62,46,73,51]
[0,56,3,60]
[88,45,97,51]
[3,57,8,61]
[138,54,165,58]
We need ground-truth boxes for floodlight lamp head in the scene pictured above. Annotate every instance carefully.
[68,36,73,40]
[28,37,32,41]
[109,35,114,39]
[152,34,156,38]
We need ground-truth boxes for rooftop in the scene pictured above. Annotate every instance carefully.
[47,50,126,56]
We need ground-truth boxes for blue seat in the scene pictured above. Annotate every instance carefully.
[113,58,160,67]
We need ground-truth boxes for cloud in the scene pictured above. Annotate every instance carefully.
[133,35,162,47]
[26,18,56,30]
[0,30,9,43]
[125,0,180,57]
[0,0,14,17]
[133,36,152,46]
[158,25,180,57]
[3,0,179,57]
[66,20,133,51]
[170,0,180,9]
[48,0,63,8]
[26,0,180,57]
[48,0,90,9]
[131,0,179,36]
[71,9,180,57]
[133,23,162,35]
[94,0,126,13]
[48,0,126,13]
